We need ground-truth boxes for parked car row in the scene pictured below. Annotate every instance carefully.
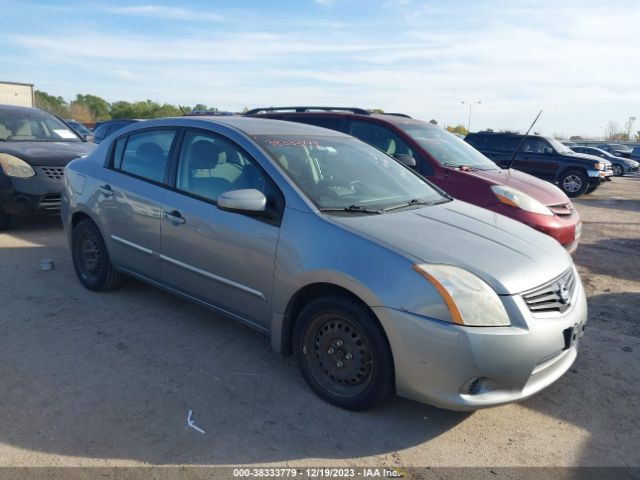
[570,145,639,176]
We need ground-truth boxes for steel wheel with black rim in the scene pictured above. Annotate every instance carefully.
[612,164,624,176]
[294,296,394,410]
[72,219,126,291]
[559,169,589,197]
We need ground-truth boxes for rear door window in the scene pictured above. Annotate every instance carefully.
[347,121,414,157]
[115,130,176,183]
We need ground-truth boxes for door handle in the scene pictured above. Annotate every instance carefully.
[98,184,113,197]
[164,210,186,225]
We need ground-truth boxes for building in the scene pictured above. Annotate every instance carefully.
[0,81,35,107]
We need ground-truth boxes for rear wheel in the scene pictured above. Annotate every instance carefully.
[72,219,126,291]
[612,163,624,176]
[294,296,394,410]
[0,209,11,231]
[559,170,589,197]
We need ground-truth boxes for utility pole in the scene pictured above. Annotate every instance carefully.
[461,100,481,133]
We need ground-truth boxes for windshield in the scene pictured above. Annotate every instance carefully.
[66,120,91,135]
[547,138,574,154]
[255,135,448,212]
[609,144,632,152]
[399,123,498,170]
[0,109,82,142]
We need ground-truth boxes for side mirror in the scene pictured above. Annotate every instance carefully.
[394,153,417,168]
[217,189,266,213]
[84,134,95,142]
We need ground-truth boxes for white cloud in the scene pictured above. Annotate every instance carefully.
[106,4,223,22]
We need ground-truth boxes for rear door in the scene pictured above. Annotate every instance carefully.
[96,128,176,280]
[160,129,282,328]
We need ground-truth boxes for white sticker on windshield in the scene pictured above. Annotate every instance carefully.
[53,129,77,139]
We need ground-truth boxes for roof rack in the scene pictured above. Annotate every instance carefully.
[186,110,234,117]
[384,113,412,118]
[245,106,371,116]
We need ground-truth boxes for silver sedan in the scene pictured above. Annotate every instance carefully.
[61,116,587,410]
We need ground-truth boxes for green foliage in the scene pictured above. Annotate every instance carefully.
[368,108,385,114]
[445,124,468,136]
[110,99,184,119]
[73,94,111,120]
[34,90,68,117]
[33,90,219,122]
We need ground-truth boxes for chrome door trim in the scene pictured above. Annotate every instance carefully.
[110,234,153,255]
[159,254,267,301]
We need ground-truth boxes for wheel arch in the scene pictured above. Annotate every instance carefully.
[277,282,389,358]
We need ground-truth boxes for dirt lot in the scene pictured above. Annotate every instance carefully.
[0,175,638,469]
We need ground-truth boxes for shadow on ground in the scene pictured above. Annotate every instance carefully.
[0,219,468,464]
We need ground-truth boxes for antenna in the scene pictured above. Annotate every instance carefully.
[178,105,188,116]
[508,110,543,170]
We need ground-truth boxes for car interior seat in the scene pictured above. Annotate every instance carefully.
[186,140,233,200]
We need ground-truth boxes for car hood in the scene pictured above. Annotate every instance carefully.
[466,168,570,206]
[0,141,96,166]
[331,200,572,295]
[567,152,608,164]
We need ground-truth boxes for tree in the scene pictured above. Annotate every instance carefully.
[110,99,182,119]
[445,124,468,136]
[72,94,111,121]
[68,102,93,123]
[34,90,68,117]
[368,108,385,114]
[429,119,437,125]
[624,116,636,139]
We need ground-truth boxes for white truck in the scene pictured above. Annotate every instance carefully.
[0,81,34,107]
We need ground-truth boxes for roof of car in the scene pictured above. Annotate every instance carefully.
[152,115,350,137]
[244,107,428,127]
[0,104,50,114]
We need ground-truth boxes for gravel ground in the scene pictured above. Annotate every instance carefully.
[0,175,638,469]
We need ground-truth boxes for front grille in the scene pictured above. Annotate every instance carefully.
[522,268,577,313]
[548,202,574,217]
[40,167,65,180]
[39,194,61,211]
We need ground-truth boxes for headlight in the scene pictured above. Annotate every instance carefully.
[0,154,36,178]
[413,264,511,327]
[491,185,553,216]
[594,162,604,170]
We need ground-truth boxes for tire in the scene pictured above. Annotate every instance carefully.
[0,209,11,231]
[293,295,395,410]
[612,164,624,176]
[584,183,599,195]
[559,170,589,197]
[71,219,126,291]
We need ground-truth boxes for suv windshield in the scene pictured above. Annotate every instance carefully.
[547,138,574,154]
[0,109,82,142]
[399,123,498,170]
[255,135,448,212]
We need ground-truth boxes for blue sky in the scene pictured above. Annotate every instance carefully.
[1,0,638,136]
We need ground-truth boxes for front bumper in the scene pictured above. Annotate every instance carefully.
[373,271,587,410]
[0,167,64,215]
[486,203,581,254]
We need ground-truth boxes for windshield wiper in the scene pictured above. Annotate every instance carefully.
[382,198,437,212]
[319,205,383,214]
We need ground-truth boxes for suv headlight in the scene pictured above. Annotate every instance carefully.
[491,185,553,216]
[413,264,511,326]
[594,162,604,170]
[0,154,36,178]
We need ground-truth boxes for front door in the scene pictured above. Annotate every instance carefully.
[160,129,282,328]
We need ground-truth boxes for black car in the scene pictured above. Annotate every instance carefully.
[0,104,95,229]
[596,143,632,158]
[465,132,611,197]
[571,145,639,176]
[64,118,94,142]
[93,119,140,144]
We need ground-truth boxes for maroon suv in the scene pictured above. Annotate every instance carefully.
[246,107,582,253]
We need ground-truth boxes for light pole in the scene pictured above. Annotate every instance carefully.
[461,100,481,133]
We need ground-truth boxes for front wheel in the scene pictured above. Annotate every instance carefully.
[294,296,395,410]
[72,219,126,291]
[584,183,599,195]
[612,164,624,176]
[559,170,589,197]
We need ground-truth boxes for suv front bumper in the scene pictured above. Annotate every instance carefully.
[0,167,64,215]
